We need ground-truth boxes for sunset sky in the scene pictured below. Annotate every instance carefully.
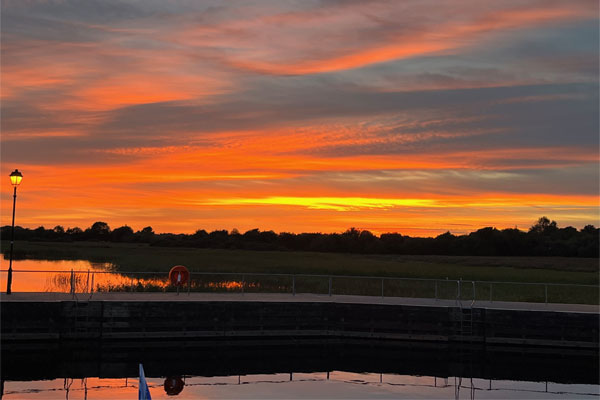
[1,0,598,236]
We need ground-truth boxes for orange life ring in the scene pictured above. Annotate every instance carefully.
[169,265,189,286]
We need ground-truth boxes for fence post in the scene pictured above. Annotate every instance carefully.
[70,269,75,297]
[292,275,296,296]
[328,276,332,296]
[381,278,384,298]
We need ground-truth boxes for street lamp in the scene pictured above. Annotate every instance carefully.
[6,169,23,295]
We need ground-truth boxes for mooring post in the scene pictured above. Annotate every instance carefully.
[328,276,332,296]
[292,275,296,296]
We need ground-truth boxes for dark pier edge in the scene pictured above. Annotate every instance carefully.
[2,300,599,385]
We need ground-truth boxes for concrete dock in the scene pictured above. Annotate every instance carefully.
[2,291,598,313]
[2,292,598,348]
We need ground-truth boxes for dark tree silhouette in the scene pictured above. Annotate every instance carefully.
[1,218,597,257]
[111,225,134,242]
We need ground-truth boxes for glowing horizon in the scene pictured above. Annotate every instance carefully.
[1,0,598,237]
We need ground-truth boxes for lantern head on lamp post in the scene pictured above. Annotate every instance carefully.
[6,169,23,294]
[10,170,23,186]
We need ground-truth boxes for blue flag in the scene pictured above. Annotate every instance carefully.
[139,363,152,400]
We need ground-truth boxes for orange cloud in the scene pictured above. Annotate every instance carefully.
[187,2,594,75]
[1,1,597,237]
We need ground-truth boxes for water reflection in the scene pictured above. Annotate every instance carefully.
[3,340,598,399]
[0,259,168,293]
[0,259,263,293]
[164,376,185,396]
[3,373,599,399]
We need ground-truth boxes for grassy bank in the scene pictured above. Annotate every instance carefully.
[2,240,598,285]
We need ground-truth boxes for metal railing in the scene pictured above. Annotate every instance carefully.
[1,269,598,305]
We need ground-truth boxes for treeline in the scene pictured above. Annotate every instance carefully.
[1,217,598,257]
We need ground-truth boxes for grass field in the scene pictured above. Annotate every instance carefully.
[3,240,598,282]
[2,242,600,304]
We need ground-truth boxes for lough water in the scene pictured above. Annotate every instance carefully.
[2,341,598,399]
[3,373,599,399]
[0,259,170,293]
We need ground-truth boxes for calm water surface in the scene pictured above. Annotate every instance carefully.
[0,259,164,292]
[0,259,250,293]
[3,373,599,399]
[2,340,598,399]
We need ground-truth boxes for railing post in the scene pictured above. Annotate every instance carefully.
[489,283,493,302]
[435,281,438,301]
[187,273,191,296]
[381,278,384,298]
[545,284,548,304]
[242,275,245,295]
[70,269,75,297]
[472,281,476,303]
[328,276,332,296]
[292,275,296,296]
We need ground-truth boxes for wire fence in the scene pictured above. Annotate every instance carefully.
[1,269,598,305]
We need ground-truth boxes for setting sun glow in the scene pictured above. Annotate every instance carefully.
[1,0,598,236]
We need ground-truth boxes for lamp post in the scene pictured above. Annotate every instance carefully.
[6,169,23,295]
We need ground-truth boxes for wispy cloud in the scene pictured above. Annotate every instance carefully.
[1,0,598,233]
